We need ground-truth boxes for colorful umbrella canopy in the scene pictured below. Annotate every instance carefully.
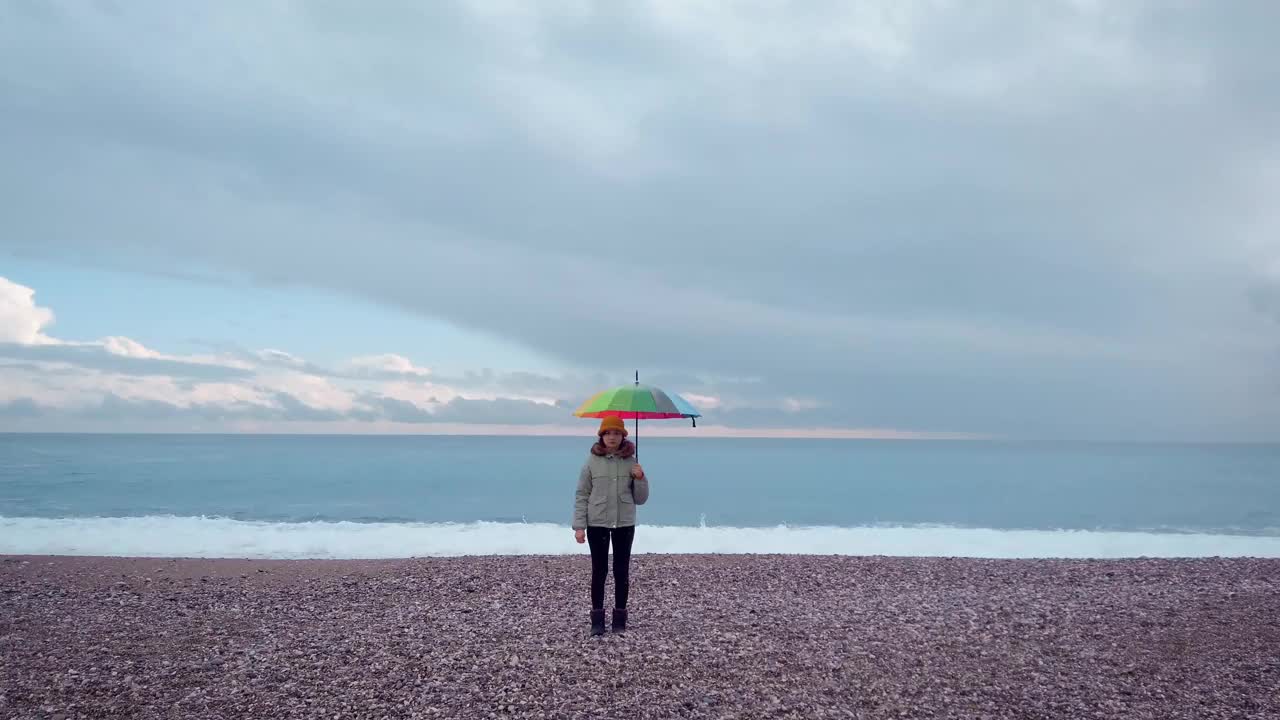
[574,374,701,459]
[573,383,702,426]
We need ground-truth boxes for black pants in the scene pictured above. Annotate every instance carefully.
[587,525,635,611]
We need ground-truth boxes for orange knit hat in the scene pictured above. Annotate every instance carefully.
[597,416,628,436]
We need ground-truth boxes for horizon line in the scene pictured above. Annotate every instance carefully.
[3,427,1276,445]
[0,424,989,441]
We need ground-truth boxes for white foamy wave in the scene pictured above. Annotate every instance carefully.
[2,516,1278,559]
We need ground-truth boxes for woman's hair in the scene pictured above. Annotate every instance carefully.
[591,437,636,458]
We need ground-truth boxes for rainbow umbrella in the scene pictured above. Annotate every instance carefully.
[573,372,701,457]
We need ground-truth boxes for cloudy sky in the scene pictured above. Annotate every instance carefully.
[2,1,1277,441]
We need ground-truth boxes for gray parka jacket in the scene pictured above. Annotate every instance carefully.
[572,441,649,530]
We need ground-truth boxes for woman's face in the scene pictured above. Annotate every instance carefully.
[601,429,624,449]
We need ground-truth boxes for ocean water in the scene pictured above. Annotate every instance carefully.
[1,433,1278,559]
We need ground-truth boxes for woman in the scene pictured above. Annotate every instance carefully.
[572,415,649,636]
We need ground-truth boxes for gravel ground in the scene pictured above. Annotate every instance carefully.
[2,553,1278,719]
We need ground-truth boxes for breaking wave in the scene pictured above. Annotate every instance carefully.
[2,515,1279,559]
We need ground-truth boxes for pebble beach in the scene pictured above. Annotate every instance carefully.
[3,553,1277,719]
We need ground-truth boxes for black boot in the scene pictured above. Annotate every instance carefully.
[611,608,627,633]
[590,609,606,636]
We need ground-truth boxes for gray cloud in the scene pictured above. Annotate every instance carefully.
[2,390,276,425]
[0,398,41,418]
[427,369,616,403]
[1,1,1278,440]
[352,393,567,425]
[76,394,199,422]
[264,393,350,424]
[1248,277,1280,325]
[429,397,568,426]
[355,395,436,424]
[0,390,571,428]
[0,342,253,381]
[248,349,332,376]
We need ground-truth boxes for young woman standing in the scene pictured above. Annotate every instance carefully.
[572,416,649,635]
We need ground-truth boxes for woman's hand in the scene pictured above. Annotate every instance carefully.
[575,529,586,544]
[630,464,645,480]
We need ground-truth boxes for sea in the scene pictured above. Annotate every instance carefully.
[1,433,1278,559]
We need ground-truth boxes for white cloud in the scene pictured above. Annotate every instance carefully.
[93,336,252,371]
[254,372,359,413]
[0,362,272,412]
[256,348,308,367]
[2,278,266,386]
[782,397,824,413]
[101,335,162,358]
[681,392,721,410]
[0,277,57,345]
[0,276,579,426]
[343,353,432,378]
[184,381,276,408]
